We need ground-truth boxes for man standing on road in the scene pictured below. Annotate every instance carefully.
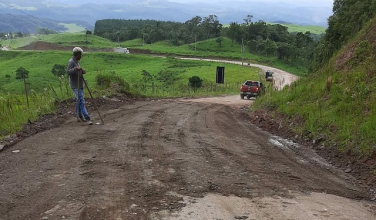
[67,47,92,124]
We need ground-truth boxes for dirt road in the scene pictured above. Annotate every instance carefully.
[0,96,375,220]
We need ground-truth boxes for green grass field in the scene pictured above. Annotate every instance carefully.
[0,50,260,94]
[267,22,326,35]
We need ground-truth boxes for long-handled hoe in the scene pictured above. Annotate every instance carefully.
[82,75,105,125]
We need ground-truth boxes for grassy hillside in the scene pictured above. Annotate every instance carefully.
[267,22,326,35]
[253,17,376,156]
[9,33,117,49]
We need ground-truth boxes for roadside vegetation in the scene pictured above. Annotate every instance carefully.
[253,1,376,157]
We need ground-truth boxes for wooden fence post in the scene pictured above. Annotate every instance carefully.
[23,75,29,109]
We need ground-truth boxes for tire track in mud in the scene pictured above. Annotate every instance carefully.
[79,101,188,220]
[72,102,158,220]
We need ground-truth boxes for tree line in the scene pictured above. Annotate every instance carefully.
[95,15,320,68]
[94,15,222,46]
[224,19,317,65]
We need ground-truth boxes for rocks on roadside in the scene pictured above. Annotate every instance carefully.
[345,168,352,173]
[0,145,4,151]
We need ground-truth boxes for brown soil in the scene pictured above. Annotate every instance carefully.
[0,96,375,220]
[335,42,356,71]
[249,109,376,201]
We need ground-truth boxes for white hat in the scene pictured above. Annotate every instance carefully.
[73,47,83,53]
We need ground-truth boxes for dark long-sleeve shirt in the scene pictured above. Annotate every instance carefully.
[67,57,83,89]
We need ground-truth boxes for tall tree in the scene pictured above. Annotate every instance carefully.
[243,14,253,25]
[228,22,242,46]
[202,15,222,39]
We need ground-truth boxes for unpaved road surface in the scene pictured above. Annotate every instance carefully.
[1,97,375,220]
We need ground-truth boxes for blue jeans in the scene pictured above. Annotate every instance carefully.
[73,89,90,119]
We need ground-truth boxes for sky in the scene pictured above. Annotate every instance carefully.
[2,0,334,26]
[169,0,334,6]
[170,0,333,2]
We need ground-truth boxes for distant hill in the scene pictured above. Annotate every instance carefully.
[2,0,333,27]
[0,14,93,33]
[272,21,293,25]
[0,14,64,33]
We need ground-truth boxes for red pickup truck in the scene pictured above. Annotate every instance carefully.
[240,81,264,99]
